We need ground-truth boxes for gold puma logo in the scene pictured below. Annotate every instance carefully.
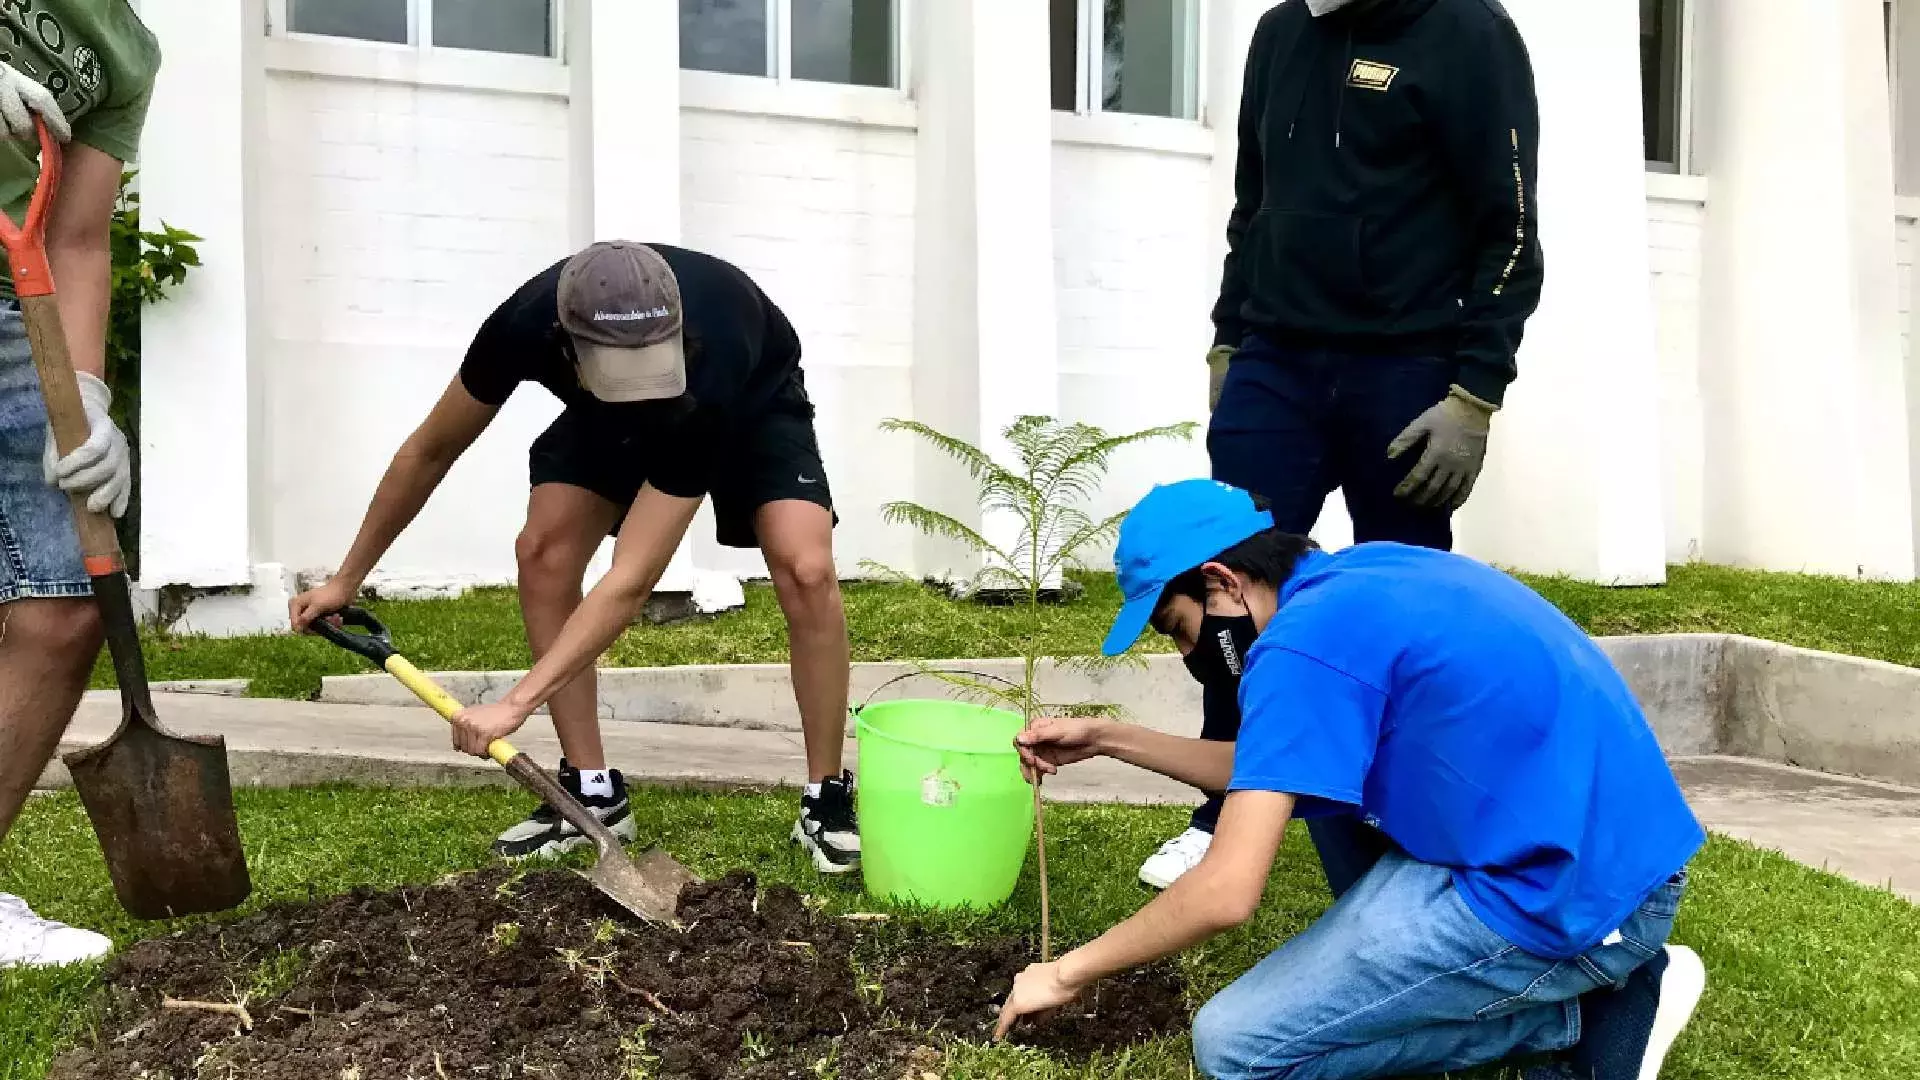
[1348,59,1399,91]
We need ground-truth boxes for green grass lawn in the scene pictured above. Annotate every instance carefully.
[96,564,1920,700]
[4,787,1917,1080]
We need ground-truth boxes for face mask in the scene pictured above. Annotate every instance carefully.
[1305,0,1360,15]
[1183,611,1260,687]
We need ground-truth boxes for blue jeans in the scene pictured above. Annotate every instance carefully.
[0,303,88,604]
[1192,852,1687,1080]
[1192,337,1456,843]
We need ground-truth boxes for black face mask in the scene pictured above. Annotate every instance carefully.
[1183,612,1259,687]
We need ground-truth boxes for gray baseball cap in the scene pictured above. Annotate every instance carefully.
[556,241,687,403]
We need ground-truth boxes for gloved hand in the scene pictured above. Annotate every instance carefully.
[42,372,131,518]
[0,62,69,143]
[1207,345,1236,413]
[1386,384,1497,511]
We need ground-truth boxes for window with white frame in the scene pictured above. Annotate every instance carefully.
[1050,0,1201,121]
[280,0,558,58]
[679,0,897,89]
[1640,0,1688,171]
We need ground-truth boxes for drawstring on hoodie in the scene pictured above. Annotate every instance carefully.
[1285,20,1357,151]
[1334,25,1354,149]
[1284,28,1322,142]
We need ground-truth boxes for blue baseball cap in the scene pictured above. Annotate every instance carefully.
[1101,479,1276,656]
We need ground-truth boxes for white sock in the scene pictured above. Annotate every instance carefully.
[580,770,614,798]
[804,782,823,799]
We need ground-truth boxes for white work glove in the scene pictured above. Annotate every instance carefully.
[43,372,131,518]
[0,62,69,143]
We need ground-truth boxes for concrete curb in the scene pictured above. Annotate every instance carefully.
[149,678,251,697]
[319,656,1206,735]
[314,634,1920,788]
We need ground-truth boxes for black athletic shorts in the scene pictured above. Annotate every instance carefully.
[529,406,837,549]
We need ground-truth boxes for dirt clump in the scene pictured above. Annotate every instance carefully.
[48,868,1187,1079]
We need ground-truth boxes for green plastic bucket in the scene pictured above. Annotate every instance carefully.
[854,698,1034,910]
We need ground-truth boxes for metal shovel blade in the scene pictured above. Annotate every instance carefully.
[498,752,695,924]
[579,846,700,926]
[61,695,252,921]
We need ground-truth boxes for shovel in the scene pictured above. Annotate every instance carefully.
[2,121,251,920]
[310,607,695,925]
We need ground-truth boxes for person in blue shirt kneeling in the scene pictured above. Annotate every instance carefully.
[995,479,1708,1080]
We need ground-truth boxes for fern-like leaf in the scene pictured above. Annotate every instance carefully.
[879,502,1016,566]
[1051,422,1200,506]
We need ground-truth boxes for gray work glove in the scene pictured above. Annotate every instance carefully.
[0,62,70,143]
[1207,345,1236,413]
[42,371,131,517]
[1386,385,1497,511]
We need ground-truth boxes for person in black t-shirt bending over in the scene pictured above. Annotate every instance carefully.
[289,242,860,873]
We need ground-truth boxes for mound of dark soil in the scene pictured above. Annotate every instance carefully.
[49,868,1187,1079]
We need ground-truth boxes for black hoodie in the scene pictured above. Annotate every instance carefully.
[1211,0,1543,406]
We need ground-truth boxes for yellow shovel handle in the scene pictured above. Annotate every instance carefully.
[383,654,519,767]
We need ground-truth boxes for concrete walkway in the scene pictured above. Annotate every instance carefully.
[47,693,1920,903]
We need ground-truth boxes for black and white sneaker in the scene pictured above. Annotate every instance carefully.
[792,771,861,874]
[492,760,637,860]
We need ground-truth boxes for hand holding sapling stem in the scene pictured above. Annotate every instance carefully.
[1016,717,1111,781]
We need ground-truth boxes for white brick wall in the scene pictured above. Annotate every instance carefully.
[1052,140,1216,551]
[680,108,918,577]
[257,71,574,588]
[1648,192,1708,564]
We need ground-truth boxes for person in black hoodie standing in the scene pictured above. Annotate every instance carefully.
[1137,0,1544,899]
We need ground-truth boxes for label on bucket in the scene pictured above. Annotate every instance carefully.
[921,771,959,807]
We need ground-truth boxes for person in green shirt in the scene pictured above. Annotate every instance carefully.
[0,1,160,971]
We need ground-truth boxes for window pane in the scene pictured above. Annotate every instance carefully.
[681,0,771,77]
[1049,0,1079,112]
[792,0,894,87]
[288,0,408,44]
[1103,0,1199,120]
[434,0,552,57]
[1641,0,1683,167]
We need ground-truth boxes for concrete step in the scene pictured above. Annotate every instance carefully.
[312,634,1920,790]
[42,693,1920,903]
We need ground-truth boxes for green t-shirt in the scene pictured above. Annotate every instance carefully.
[0,1,160,293]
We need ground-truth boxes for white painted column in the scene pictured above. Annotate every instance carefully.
[1450,0,1668,584]
[1202,0,1267,324]
[1691,0,1914,578]
[1901,1,1920,563]
[910,0,1060,580]
[568,0,728,603]
[136,0,265,590]
[569,0,681,245]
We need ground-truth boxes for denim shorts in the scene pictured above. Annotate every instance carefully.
[0,302,89,604]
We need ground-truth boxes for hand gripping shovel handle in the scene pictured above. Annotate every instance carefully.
[309,608,620,858]
[0,121,121,576]
[0,121,147,712]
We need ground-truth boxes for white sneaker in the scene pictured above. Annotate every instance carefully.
[1639,944,1707,1080]
[0,894,112,969]
[1139,827,1213,890]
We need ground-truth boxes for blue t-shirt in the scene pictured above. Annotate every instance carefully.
[1228,544,1706,960]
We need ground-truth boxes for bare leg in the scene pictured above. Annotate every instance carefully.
[516,484,623,771]
[756,500,849,782]
[0,597,103,840]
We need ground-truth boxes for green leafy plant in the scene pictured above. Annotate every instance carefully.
[875,414,1196,958]
[106,168,201,574]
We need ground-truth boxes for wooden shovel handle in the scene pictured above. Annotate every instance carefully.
[22,292,124,576]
